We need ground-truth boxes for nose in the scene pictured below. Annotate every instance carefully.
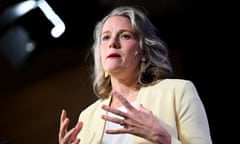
[109,37,120,49]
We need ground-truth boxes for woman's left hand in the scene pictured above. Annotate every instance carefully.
[101,91,171,144]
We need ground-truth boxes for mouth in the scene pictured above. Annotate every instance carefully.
[107,53,121,58]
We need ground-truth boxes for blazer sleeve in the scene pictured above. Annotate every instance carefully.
[173,80,212,144]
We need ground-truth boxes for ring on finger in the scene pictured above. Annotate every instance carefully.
[120,120,125,126]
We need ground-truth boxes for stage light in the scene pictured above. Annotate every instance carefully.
[0,0,65,68]
[0,0,65,38]
[37,0,65,38]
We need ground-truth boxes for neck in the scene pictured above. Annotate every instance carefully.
[110,78,139,107]
[111,75,139,94]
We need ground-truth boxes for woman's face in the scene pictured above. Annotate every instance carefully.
[100,16,142,77]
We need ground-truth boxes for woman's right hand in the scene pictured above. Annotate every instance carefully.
[58,109,83,144]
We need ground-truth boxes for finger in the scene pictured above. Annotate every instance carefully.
[113,91,136,111]
[71,138,80,144]
[101,114,124,125]
[139,104,153,116]
[102,104,128,118]
[138,104,148,112]
[71,122,83,140]
[59,117,70,140]
[105,128,129,134]
[60,109,67,124]
[68,123,82,144]
[63,127,76,143]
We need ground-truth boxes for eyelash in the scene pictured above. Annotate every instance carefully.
[121,34,131,39]
[102,35,110,40]
[102,33,132,41]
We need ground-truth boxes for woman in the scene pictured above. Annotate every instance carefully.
[59,6,212,144]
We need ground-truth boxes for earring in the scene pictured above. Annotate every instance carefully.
[104,72,109,78]
[134,51,139,56]
[140,57,146,73]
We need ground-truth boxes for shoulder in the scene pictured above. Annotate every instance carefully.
[140,78,199,101]
[156,78,200,103]
[160,78,193,85]
[149,78,195,90]
[139,79,202,111]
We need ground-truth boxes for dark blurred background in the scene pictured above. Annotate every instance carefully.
[0,0,235,144]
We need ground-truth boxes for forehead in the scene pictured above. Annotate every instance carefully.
[102,16,133,32]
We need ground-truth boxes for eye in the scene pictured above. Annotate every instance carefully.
[120,33,131,39]
[102,35,110,41]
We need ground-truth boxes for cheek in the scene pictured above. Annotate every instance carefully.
[127,44,141,58]
[100,44,106,55]
[100,53,110,71]
[100,42,108,55]
[126,48,141,65]
[100,50,105,65]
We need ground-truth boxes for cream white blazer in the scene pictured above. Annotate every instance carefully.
[77,79,212,144]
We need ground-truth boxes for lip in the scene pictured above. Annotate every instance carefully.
[107,53,121,58]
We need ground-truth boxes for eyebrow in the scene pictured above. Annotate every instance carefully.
[101,29,134,35]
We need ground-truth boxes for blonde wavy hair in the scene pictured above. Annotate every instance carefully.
[91,6,173,99]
